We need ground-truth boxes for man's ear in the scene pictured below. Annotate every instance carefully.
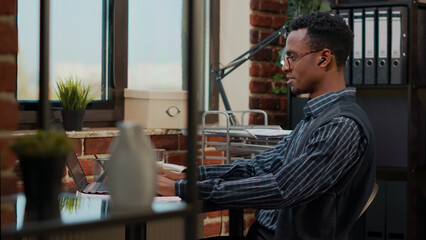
[318,49,332,67]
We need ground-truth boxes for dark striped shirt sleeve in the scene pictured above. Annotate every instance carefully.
[176,116,363,209]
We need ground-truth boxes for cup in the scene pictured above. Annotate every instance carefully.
[93,158,109,182]
[154,149,166,168]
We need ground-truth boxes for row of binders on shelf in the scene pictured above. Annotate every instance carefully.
[333,6,408,85]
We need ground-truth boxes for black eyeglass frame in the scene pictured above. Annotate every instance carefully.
[280,49,322,69]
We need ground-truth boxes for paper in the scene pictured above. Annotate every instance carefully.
[246,128,292,138]
[154,196,182,203]
[378,9,389,59]
[203,129,255,138]
[391,9,402,59]
[76,191,182,203]
[162,163,186,173]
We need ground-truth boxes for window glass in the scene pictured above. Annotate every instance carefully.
[127,0,183,90]
[17,0,39,100]
[17,0,103,101]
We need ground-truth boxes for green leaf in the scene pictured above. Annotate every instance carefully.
[275,49,284,67]
[273,86,281,95]
[280,85,288,95]
[286,0,330,20]
[273,73,283,82]
[319,2,331,12]
[56,76,97,110]
[11,129,74,159]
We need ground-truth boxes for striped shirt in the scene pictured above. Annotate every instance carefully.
[175,88,367,231]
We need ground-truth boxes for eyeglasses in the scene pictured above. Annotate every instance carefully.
[281,50,321,69]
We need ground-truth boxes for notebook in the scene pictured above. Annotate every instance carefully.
[65,151,110,194]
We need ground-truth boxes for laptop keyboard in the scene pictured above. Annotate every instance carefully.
[86,182,109,194]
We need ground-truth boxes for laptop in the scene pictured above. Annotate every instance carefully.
[46,118,109,194]
[65,151,110,194]
[65,149,185,195]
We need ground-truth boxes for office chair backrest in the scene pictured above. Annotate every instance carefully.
[343,183,379,240]
[359,183,379,218]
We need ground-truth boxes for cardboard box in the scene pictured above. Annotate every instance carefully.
[124,89,187,129]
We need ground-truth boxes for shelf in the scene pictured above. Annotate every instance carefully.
[376,167,409,181]
[329,1,426,239]
[332,0,411,9]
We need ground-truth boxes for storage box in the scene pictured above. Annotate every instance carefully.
[124,89,187,129]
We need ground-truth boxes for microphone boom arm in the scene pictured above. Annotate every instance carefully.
[212,25,289,125]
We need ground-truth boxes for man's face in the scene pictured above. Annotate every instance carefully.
[282,29,321,95]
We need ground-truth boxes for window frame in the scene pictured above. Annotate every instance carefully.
[18,0,127,129]
[207,0,220,112]
[17,0,222,129]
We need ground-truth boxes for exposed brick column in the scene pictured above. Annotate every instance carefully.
[249,0,288,128]
[0,0,19,227]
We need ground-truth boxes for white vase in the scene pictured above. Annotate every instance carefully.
[108,121,157,209]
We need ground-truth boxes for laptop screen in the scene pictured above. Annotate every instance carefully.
[65,152,89,191]
[50,118,89,191]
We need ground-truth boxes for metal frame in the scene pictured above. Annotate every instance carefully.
[200,109,286,165]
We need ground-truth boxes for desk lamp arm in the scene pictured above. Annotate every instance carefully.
[212,25,289,125]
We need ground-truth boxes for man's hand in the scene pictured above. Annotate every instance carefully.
[157,175,177,196]
[158,167,186,181]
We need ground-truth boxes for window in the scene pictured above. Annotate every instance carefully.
[17,0,105,101]
[17,0,124,129]
[17,0,219,129]
[127,0,219,111]
[127,0,183,90]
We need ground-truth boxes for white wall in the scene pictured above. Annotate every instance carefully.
[219,0,250,112]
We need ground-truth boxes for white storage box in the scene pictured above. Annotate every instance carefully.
[124,89,187,129]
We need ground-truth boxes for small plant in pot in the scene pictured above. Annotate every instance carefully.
[56,76,96,131]
[11,129,74,222]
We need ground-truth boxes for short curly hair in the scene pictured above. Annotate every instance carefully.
[290,11,353,69]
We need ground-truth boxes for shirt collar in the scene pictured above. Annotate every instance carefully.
[303,88,356,119]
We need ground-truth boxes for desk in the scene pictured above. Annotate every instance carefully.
[1,193,244,240]
[201,201,245,237]
[1,193,191,240]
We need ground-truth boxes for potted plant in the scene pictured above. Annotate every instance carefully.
[11,129,74,221]
[56,76,96,131]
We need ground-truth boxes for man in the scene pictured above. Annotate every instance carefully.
[158,11,376,240]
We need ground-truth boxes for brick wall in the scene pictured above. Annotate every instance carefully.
[0,0,18,228]
[249,0,288,128]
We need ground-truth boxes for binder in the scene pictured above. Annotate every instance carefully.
[386,181,407,239]
[364,8,377,85]
[377,8,390,85]
[339,9,352,85]
[365,181,386,240]
[390,7,408,85]
[352,9,364,85]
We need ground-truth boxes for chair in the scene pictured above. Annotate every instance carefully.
[343,182,379,240]
[359,182,379,218]
[203,183,379,240]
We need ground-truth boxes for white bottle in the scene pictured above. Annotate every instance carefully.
[108,121,157,209]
